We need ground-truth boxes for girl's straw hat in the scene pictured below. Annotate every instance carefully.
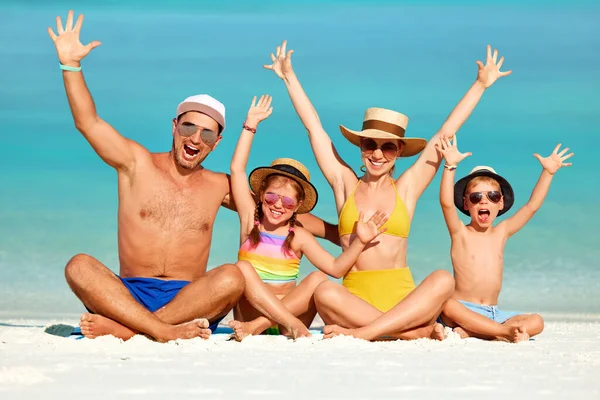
[248,158,318,214]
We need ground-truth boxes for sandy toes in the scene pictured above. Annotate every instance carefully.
[228,320,261,341]
[430,323,446,341]
[80,314,211,342]
[80,313,136,340]
[453,327,470,339]
[158,318,212,342]
[508,326,529,343]
[324,323,446,341]
[284,320,311,340]
[323,324,355,339]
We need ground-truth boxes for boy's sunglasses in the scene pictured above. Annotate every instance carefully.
[264,192,297,210]
[467,191,502,204]
[177,122,220,147]
[360,138,399,160]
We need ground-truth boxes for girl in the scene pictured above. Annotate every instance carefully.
[228,95,388,341]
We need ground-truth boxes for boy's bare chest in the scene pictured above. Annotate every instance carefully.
[458,231,506,265]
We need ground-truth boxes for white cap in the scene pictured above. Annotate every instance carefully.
[176,94,226,133]
[469,165,497,174]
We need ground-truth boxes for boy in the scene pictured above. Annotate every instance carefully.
[435,136,573,342]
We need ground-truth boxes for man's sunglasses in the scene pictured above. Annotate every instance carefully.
[264,192,297,210]
[360,138,399,160]
[177,122,220,147]
[467,191,502,204]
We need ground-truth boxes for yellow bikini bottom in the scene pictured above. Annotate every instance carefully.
[342,268,416,312]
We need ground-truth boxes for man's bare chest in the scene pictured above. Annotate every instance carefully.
[122,175,223,234]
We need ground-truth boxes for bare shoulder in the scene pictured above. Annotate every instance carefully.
[198,169,231,199]
[394,171,411,198]
[291,226,312,252]
[201,168,229,184]
[493,220,509,236]
[125,142,153,168]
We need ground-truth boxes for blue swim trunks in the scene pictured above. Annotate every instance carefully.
[456,300,521,324]
[438,300,521,327]
[119,277,225,333]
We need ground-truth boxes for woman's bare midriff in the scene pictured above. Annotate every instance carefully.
[341,234,409,273]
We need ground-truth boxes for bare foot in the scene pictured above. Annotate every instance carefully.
[283,319,311,340]
[157,318,212,342]
[323,324,359,339]
[228,320,262,341]
[430,323,445,341]
[453,326,470,339]
[79,313,136,340]
[507,326,529,343]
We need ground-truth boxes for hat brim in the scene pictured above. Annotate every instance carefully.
[339,125,427,158]
[176,102,225,133]
[248,167,318,214]
[454,170,514,216]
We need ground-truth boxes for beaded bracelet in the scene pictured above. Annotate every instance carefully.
[242,122,257,134]
[444,164,457,171]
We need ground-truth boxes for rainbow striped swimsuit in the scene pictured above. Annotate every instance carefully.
[238,232,300,283]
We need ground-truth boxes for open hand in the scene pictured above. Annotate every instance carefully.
[48,10,101,67]
[246,95,273,129]
[435,135,472,166]
[476,45,512,88]
[264,40,294,80]
[355,211,388,244]
[534,144,574,175]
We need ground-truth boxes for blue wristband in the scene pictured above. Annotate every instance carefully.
[59,63,82,72]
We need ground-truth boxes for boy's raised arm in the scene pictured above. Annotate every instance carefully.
[435,136,472,234]
[502,144,574,237]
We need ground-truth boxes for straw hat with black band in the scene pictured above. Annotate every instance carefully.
[454,166,515,216]
[339,107,427,157]
[248,158,318,214]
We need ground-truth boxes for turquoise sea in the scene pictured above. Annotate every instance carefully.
[1,1,599,318]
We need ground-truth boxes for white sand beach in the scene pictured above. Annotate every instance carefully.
[1,315,599,399]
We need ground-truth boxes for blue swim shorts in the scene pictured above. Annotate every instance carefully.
[119,277,224,333]
[457,300,521,324]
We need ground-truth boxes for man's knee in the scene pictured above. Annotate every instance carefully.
[314,280,343,308]
[213,264,245,297]
[64,253,94,286]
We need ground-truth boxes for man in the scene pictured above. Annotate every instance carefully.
[48,10,337,342]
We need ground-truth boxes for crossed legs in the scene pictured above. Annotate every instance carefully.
[440,299,534,342]
[315,270,454,341]
[65,253,244,341]
[229,261,328,340]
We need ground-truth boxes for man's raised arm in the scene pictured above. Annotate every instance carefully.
[48,10,141,172]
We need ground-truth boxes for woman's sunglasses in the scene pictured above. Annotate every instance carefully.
[264,192,297,210]
[360,138,399,160]
[177,122,220,147]
[467,191,502,204]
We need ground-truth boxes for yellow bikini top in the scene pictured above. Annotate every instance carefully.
[338,179,411,238]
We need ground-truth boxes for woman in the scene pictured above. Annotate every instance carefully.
[264,41,512,341]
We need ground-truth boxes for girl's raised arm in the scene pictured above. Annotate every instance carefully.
[230,95,273,242]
